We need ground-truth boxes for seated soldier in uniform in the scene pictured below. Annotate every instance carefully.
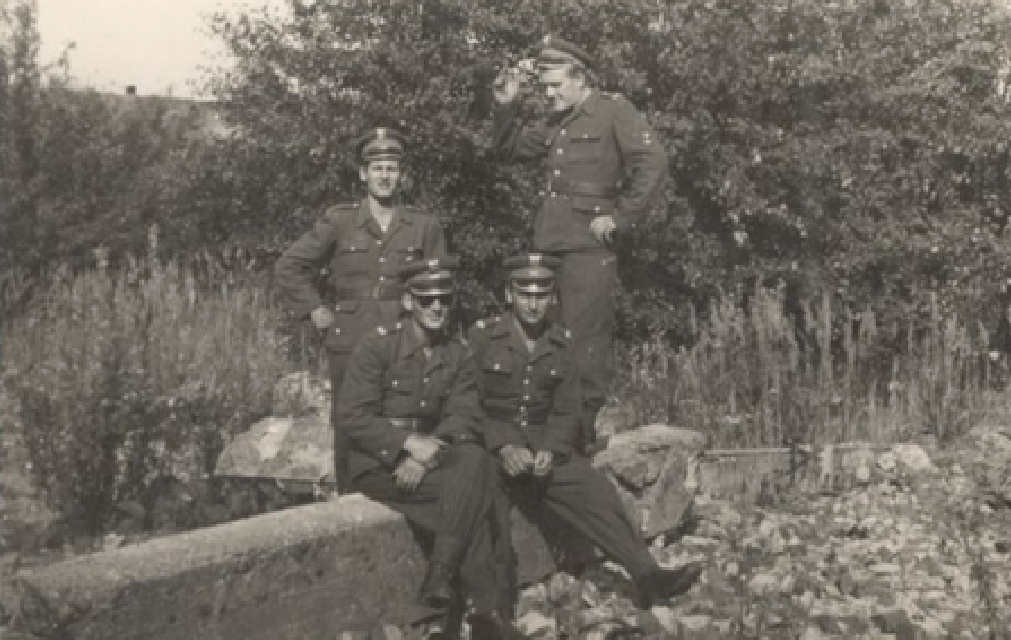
[337,256,522,639]
[468,253,704,610]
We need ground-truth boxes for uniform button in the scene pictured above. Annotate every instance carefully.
[556,148,564,155]
[381,450,388,456]
[523,395,530,401]
[526,365,533,371]
[380,257,386,262]
[550,192,557,198]
[423,377,430,383]
[560,129,566,135]
[376,239,382,245]
[523,379,530,385]
[334,328,341,334]
[553,169,561,176]
[520,421,527,427]
[420,401,427,407]
[379,275,386,281]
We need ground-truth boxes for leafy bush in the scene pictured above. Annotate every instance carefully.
[4,237,291,534]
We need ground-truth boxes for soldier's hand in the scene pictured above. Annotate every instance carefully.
[404,434,446,467]
[310,305,337,331]
[532,450,555,477]
[590,215,617,246]
[492,67,523,105]
[393,457,427,493]
[499,445,534,477]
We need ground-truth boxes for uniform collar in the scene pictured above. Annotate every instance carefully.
[496,313,564,361]
[399,321,449,361]
[357,198,414,236]
[576,89,600,116]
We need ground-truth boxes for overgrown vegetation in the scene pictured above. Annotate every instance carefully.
[5,0,1011,538]
[3,236,291,534]
[616,286,998,447]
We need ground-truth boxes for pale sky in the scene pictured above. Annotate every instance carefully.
[37,0,291,98]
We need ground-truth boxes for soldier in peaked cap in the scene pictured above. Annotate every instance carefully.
[275,124,445,493]
[468,254,703,612]
[337,257,524,639]
[489,35,670,456]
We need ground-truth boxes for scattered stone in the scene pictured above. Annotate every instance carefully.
[516,611,555,637]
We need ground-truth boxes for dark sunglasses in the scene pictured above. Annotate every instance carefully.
[414,293,454,308]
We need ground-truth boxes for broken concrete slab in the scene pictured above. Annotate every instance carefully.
[12,495,555,640]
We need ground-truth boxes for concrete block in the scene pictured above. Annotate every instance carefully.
[13,495,555,640]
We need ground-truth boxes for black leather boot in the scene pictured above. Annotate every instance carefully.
[418,561,455,610]
[635,562,704,608]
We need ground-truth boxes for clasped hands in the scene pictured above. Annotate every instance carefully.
[499,444,554,478]
[393,434,446,492]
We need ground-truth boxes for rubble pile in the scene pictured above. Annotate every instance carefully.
[399,427,1011,639]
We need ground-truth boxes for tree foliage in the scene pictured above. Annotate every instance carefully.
[198,0,1011,340]
[6,0,1011,343]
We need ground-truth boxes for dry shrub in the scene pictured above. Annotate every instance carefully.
[614,287,997,448]
[4,238,291,535]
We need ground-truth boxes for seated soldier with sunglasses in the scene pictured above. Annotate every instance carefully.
[336,256,523,639]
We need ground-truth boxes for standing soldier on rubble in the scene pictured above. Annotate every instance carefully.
[275,126,446,492]
[338,257,523,639]
[490,36,669,455]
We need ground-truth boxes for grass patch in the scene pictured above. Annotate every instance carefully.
[614,288,1000,448]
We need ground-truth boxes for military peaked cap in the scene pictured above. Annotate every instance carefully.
[356,126,406,162]
[505,252,561,294]
[400,255,461,295]
[537,35,596,72]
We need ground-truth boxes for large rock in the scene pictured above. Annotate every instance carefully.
[214,416,332,483]
[272,371,330,418]
[592,425,706,539]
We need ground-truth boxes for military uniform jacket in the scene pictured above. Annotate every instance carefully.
[338,323,484,480]
[274,199,446,353]
[492,91,669,253]
[467,314,581,458]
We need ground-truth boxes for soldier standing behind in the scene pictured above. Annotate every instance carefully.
[490,36,670,455]
[274,126,446,491]
[338,257,523,639]
[468,254,703,611]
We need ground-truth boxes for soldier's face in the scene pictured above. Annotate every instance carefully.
[360,160,401,200]
[539,66,585,112]
[405,290,453,332]
[507,287,554,329]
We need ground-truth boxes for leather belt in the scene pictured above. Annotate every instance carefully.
[335,283,403,301]
[390,417,423,431]
[545,178,621,199]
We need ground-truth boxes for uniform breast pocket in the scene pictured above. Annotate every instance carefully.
[567,134,602,163]
[323,300,360,353]
[570,196,615,219]
[542,363,566,389]
[332,243,370,274]
[383,374,416,413]
[481,359,513,397]
[396,246,424,267]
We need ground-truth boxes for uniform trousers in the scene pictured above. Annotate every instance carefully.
[349,443,506,614]
[328,351,352,491]
[552,251,617,450]
[493,455,656,606]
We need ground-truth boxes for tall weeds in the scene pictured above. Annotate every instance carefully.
[3,239,292,534]
[615,287,996,448]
